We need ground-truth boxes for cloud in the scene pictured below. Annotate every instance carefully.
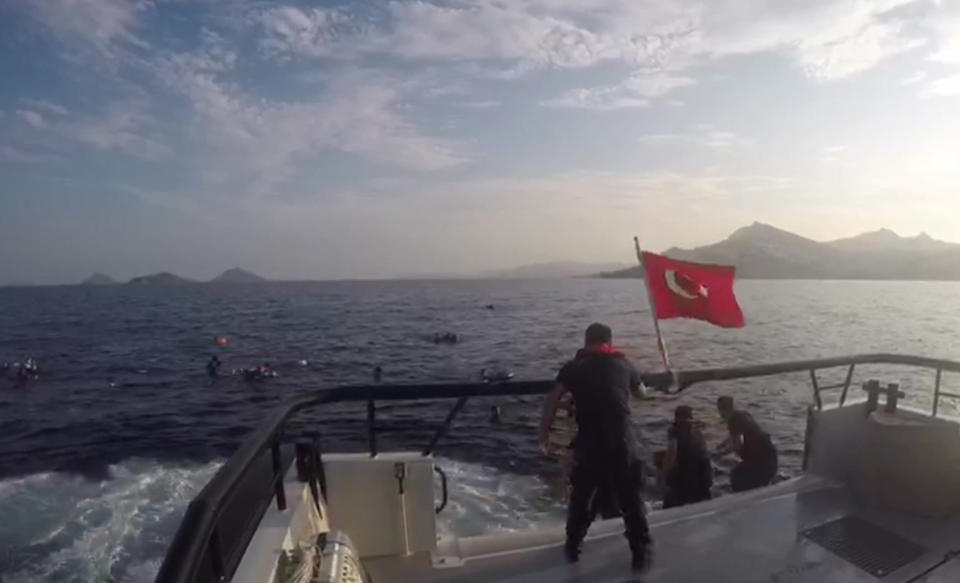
[821,144,849,163]
[544,72,695,110]
[62,103,166,159]
[921,73,960,97]
[242,1,946,85]
[460,100,501,109]
[17,109,47,129]
[12,102,164,159]
[27,0,149,61]
[155,48,466,192]
[924,1,960,64]
[255,6,352,59]
[637,126,750,149]
[20,99,69,116]
[903,71,928,84]
[0,145,56,163]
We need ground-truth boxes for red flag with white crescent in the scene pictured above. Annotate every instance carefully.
[641,251,745,328]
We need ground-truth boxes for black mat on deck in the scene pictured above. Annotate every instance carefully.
[802,515,924,578]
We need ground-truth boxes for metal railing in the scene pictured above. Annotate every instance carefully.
[155,353,960,583]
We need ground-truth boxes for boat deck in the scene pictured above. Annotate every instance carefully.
[364,476,960,582]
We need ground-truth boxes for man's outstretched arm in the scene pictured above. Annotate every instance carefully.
[538,382,569,454]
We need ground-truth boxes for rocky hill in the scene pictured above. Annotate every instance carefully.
[602,223,960,280]
[210,268,267,283]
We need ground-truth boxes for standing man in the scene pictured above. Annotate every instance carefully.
[716,396,778,492]
[538,323,652,570]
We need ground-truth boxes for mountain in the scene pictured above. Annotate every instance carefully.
[81,273,117,285]
[210,268,267,283]
[826,229,955,253]
[600,223,960,280]
[486,261,630,279]
[128,272,195,285]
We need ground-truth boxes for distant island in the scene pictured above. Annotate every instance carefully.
[128,272,196,286]
[108,268,269,286]
[210,268,267,284]
[601,223,960,280]
[81,273,117,285]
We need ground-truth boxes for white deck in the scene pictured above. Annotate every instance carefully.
[364,476,960,582]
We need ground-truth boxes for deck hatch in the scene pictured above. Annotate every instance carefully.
[802,515,924,577]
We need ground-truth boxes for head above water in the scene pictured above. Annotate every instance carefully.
[674,405,694,424]
[584,322,612,347]
[717,396,735,419]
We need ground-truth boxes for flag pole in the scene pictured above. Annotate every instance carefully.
[634,237,672,372]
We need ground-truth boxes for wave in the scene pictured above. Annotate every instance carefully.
[0,459,221,583]
[0,457,562,582]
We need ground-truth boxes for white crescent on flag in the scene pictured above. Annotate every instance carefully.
[665,269,708,300]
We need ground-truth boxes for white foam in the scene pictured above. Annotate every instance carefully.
[435,459,565,538]
[0,459,221,583]
[0,457,560,582]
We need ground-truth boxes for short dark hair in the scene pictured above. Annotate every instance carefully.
[584,322,612,345]
[717,396,735,412]
[675,405,694,421]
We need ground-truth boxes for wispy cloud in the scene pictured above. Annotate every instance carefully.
[821,144,849,163]
[921,73,960,97]
[903,71,928,85]
[17,109,47,129]
[12,102,164,160]
[543,72,695,110]
[460,100,500,109]
[27,0,149,61]
[20,99,69,116]
[155,47,466,192]
[637,126,750,150]
[0,145,56,163]
[255,5,353,60]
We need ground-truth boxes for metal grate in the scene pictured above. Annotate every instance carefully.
[802,516,924,578]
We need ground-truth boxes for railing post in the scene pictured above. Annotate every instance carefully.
[884,383,903,414]
[271,440,287,511]
[422,396,469,456]
[802,405,815,472]
[839,363,855,406]
[864,380,880,414]
[809,369,823,411]
[367,399,377,457]
[209,525,226,581]
[933,368,942,417]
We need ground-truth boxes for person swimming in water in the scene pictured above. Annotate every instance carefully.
[242,362,277,381]
[206,355,222,378]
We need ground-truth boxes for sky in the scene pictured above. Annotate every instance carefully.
[1,0,959,284]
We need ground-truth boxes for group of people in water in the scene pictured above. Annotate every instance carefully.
[538,323,778,571]
[206,355,281,381]
[1,357,40,385]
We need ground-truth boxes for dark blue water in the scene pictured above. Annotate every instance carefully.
[2,279,959,581]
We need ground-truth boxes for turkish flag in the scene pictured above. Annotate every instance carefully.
[641,251,745,328]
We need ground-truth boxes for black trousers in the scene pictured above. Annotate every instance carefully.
[662,483,711,509]
[566,453,651,550]
[731,448,778,492]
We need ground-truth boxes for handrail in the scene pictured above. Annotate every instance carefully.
[155,353,960,583]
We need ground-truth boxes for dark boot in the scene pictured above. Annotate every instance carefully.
[630,542,652,571]
[564,540,581,563]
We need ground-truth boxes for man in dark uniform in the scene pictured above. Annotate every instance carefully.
[538,323,652,570]
[716,396,778,492]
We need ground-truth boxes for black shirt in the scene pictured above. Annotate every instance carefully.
[727,410,775,461]
[556,350,641,458]
[667,424,712,489]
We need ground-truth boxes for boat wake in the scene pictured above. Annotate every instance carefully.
[0,459,221,583]
[0,457,560,582]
